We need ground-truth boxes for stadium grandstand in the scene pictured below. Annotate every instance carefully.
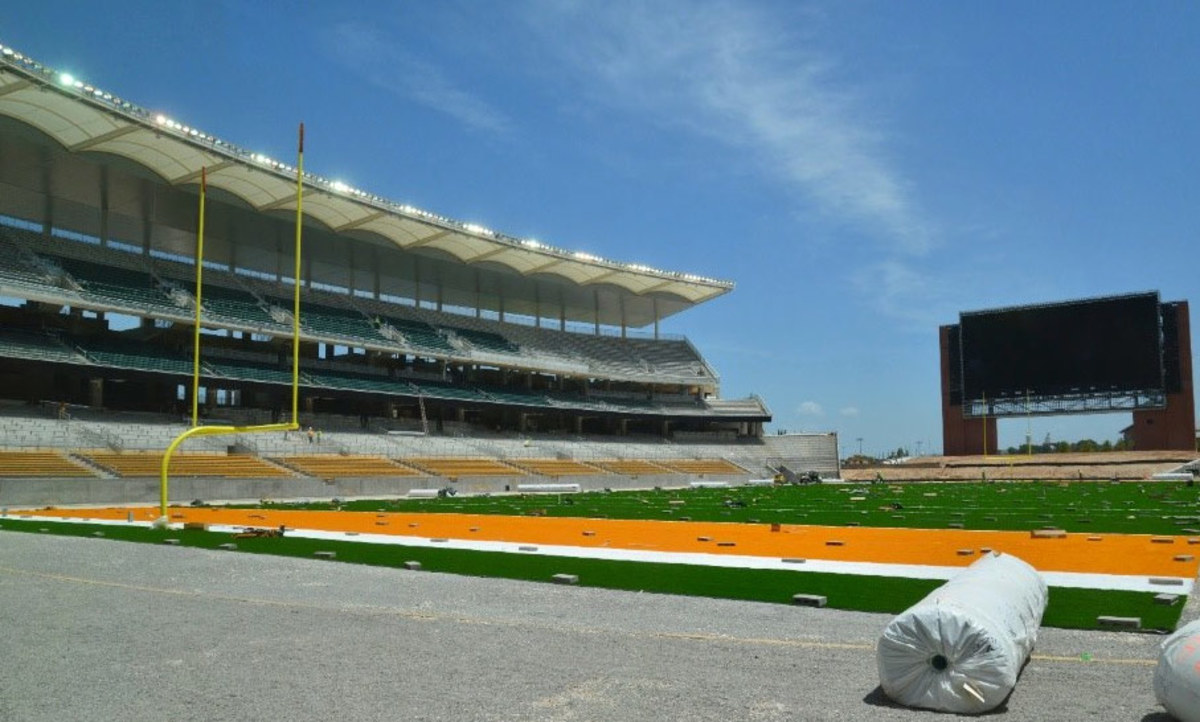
[0,42,840,501]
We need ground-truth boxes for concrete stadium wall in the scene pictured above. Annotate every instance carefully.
[0,472,755,507]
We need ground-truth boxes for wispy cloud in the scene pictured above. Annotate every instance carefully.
[798,400,824,416]
[325,22,510,135]
[521,1,933,255]
[840,406,860,417]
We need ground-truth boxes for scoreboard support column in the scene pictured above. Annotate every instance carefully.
[1131,301,1195,451]
[940,325,997,456]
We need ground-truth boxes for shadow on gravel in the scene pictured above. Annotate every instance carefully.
[862,686,1010,715]
[1139,714,1173,722]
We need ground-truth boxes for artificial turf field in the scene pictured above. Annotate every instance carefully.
[5,479,1198,632]
[251,479,1200,536]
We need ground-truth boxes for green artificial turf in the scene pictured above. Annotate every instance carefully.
[0,517,1184,632]
[239,480,1200,536]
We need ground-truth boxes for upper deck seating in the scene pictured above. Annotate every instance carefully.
[627,338,707,378]
[382,317,455,354]
[207,360,296,386]
[51,256,182,316]
[0,329,86,365]
[199,284,282,328]
[408,379,484,402]
[76,337,193,375]
[0,226,56,289]
[477,387,552,408]
[302,369,409,395]
[447,326,520,355]
[297,302,387,344]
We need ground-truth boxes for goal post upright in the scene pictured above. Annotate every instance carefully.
[158,124,306,522]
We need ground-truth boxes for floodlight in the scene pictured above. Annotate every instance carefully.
[58,72,75,87]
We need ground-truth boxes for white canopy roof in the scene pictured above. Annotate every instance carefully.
[0,44,733,327]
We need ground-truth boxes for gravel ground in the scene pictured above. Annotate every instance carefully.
[0,532,1177,721]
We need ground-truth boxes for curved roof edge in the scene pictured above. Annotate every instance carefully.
[0,42,734,309]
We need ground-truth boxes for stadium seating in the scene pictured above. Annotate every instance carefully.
[381,316,456,354]
[76,337,193,375]
[198,284,283,328]
[51,256,183,317]
[0,329,87,365]
[82,451,291,478]
[445,326,520,355]
[207,360,296,386]
[301,369,410,395]
[590,459,671,475]
[477,387,552,408]
[0,226,58,290]
[405,457,525,477]
[508,458,605,477]
[656,459,747,475]
[0,223,717,387]
[278,455,423,478]
[407,379,485,402]
[0,450,96,477]
[297,302,387,344]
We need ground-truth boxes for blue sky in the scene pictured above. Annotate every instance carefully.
[3,1,1198,456]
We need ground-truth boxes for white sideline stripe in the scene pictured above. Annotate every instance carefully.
[10,515,1189,595]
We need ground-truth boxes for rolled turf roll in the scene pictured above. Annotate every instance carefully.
[1154,618,1200,722]
[876,552,1047,714]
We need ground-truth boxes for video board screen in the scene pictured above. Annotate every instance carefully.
[959,292,1163,400]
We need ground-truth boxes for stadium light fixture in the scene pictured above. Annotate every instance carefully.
[0,40,735,290]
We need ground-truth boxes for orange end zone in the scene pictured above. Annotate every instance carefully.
[18,505,1200,579]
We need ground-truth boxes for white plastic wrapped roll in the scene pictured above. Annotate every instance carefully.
[1154,618,1200,722]
[876,552,1048,714]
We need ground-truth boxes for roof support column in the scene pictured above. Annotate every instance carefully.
[474,269,481,318]
[227,216,237,270]
[275,224,285,280]
[499,293,505,323]
[559,291,566,331]
[534,285,541,328]
[372,248,380,298]
[414,260,422,308]
[436,276,443,312]
[653,298,660,340]
[99,166,110,246]
[593,289,600,336]
[140,178,154,254]
[40,146,52,237]
[620,296,627,339]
